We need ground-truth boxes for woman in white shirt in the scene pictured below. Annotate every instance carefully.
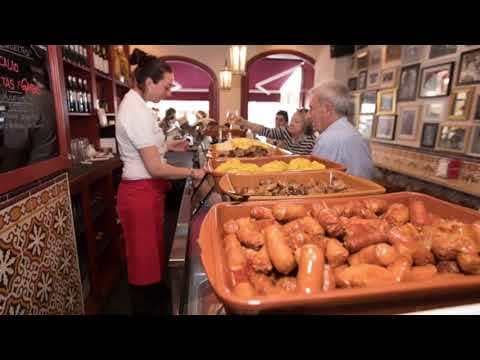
[116,49,205,315]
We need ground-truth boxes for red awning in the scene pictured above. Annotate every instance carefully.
[248,58,304,91]
[248,58,314,102]
[166,60,212,90]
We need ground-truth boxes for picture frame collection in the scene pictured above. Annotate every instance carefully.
[349,45,480,156]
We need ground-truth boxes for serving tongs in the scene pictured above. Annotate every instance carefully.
[224,190,250,202]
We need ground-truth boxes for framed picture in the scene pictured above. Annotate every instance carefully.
[429,45,458,59]
[468,125,480,156]
[360,91,377,114]
[375,115,397,140]
[380,67,399,88]
[385,45,402,64]
[367,71,380,89]
[457,48,480,86]
[350,55,356,73]
[357,52,369,70]
[436,124,470,153]
[358,70,367,90]
[348,77,357,91]
[419,62,454,98]
[397,105,420,141]
[423,99,448,123]
[358,114,374,138]
[369,47,382,69]
[376,88,397,115]
[350,92,361,115]
[475,95,480,121]
[448,87,475,121]
[402,45,427,64]
[420,123,439,148]
[398,63,420,102]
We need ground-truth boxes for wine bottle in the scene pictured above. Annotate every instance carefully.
[66,74,71,111]
[67,75,77,112]
[74,77,84,113]
[83,79,91,113]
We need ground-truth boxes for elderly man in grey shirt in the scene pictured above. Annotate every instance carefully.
[309,81,374,179]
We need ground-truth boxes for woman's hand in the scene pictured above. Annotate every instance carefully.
[191,168,206,180]
[167,139,189,152]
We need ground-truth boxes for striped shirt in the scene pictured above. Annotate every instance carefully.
[259,127,316,155]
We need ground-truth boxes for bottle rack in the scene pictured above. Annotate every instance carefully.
[59,46,131,314]
[59,45,131,148]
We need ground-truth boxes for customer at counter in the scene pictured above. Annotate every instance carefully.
[160,107,176,133]
[309,81,374,179]
[116,48,205,315]
[275,110,288,128]
[235,109,316,155]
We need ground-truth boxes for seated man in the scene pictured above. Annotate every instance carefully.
[309,81,374,179]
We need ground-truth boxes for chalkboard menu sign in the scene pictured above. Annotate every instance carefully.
[0,45,59,173]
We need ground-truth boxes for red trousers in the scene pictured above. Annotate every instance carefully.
[117,178,171,286]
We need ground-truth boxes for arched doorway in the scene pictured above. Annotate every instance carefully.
[158,56,219,122]
[241,50,315,127]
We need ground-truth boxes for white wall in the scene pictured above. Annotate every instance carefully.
[130,45,340,123]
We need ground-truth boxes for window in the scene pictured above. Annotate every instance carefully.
[147,100,209,126]
[247,102,281,128]
[247,65,303,128]
[280,66,302,116]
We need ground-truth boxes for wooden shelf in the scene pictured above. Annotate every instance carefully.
[375,162,480,197]
[63,59,91,73]
[370,139,480,163]
[96,236,111,259]
[96,243,122,299]
[61,46,131,314]
[115,80,130,90]
[84,295,100,315]
[95,70,112,81]
[69,112,94,117]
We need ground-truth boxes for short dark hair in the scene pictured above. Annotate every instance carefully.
[165,108,176,119]
[276,110,289,123]
[130,48,172,91]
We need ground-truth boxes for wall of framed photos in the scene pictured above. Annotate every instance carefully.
[348,45,480,158]
[346,45,480,198]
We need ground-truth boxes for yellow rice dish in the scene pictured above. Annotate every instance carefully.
[213,138,271,152]
[215,158,326,173]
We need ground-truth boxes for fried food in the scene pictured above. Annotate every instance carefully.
[240,177,348,197]
[221,198,480,300]
[297,245,325,295]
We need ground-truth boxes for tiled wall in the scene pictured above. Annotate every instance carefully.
[371,142,480,186]
[0,173,84,315]
[372,142,480,210]
[374,167,480,211]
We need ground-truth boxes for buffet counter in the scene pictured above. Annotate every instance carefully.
[167,146,480,315]
[177,199,480,315]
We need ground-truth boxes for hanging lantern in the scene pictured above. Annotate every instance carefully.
[219,59,232,90]
[229,45,247,75]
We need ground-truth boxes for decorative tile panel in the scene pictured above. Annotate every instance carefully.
[0,174,83,315]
